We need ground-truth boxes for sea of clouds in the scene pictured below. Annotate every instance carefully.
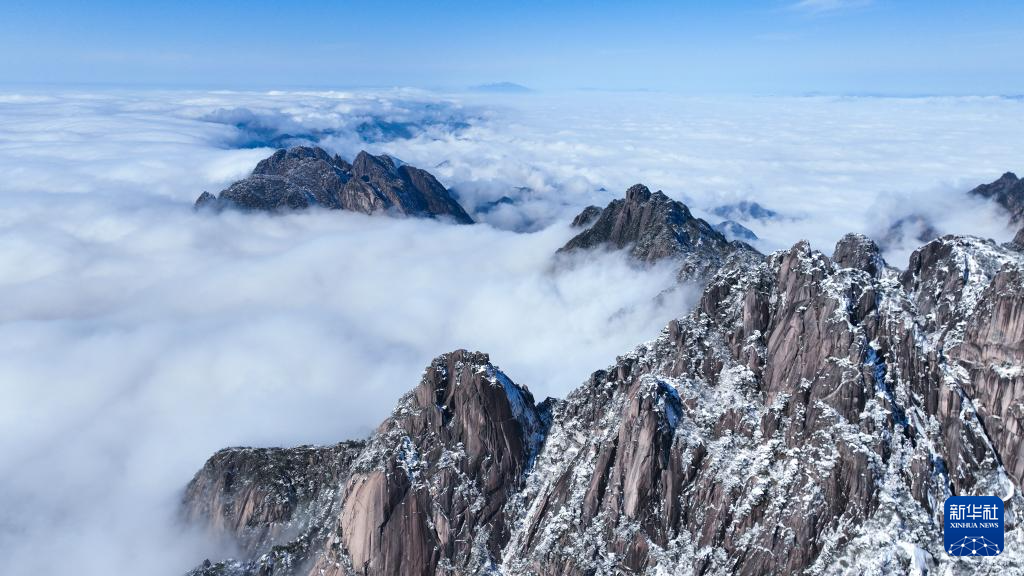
[0,88,1021,574]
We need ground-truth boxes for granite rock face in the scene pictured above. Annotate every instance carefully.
[325,350,548,576]
[558,184,760,282]
[832,232,885,277]
[969,171,1024,224]
[184,233,1024,575]
[502,233,1024,575]
[183,442,365,561]
[196,146,473,223]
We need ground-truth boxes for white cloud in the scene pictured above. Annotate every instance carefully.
[0,185,691,576]
[0,88,1021,574]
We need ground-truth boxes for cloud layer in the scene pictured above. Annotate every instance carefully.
[0,157,691,574]
[0,88,1022,575]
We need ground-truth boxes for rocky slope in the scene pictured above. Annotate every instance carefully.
[1012,227,1024,250]
[195,146,473,223]
[183,231,1024,575]
[558,184,760,282]
[969,171,1024,224]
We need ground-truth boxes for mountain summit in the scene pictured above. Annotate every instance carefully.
[195,146,473,223]
[968,171,1024,224]
[558,184,760,282]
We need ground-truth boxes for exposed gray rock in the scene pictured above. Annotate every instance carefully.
[832,232,885,277]
[557,184,760,282]
[570,205,603,228]
[184,233,1024,575]
[713,219,758,242]
[325,350,549,576]
[195,146,473,223]
[969,171,1024,224]
[183,442,364,567]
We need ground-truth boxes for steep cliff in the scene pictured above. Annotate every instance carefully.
[183,442,365,571]
[969,172,1024,224]
[186,351,549,576]
[184,232,1024,575]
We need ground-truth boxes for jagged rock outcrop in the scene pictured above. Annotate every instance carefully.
[832,232,885,277]
[184,232,1024,575]
[969,171,1024,224]
[558,184,760,282]
[570,205,603,228]
[195,146,473,223]
[323,350,548,576]
[183,442,365,559]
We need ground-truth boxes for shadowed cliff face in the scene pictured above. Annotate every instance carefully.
[1012,227,1024,250]
[184,233,1024,575]
[969,171,1024,224]
[558,184,760,283]
[182,443,365,561]
[195,146,474,223]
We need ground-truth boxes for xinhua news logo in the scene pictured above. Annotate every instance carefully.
[944,496,1004,557]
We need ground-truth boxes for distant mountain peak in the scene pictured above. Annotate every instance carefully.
[968,171,1024,224]
[470,82,532,93]
[195,145,473,223]
[559,184,759,282]
[711,200,779,222]
[713,219,758,242]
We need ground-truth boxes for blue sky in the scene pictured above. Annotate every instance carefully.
[1,0,1023,94]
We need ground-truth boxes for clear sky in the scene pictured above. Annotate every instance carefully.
[1,0,1023,94]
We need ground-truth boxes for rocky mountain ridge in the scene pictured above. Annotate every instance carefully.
[969,171,1024,224]
[558,184,761,283]
[182,228,1024,575]
[196,146,473,223]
